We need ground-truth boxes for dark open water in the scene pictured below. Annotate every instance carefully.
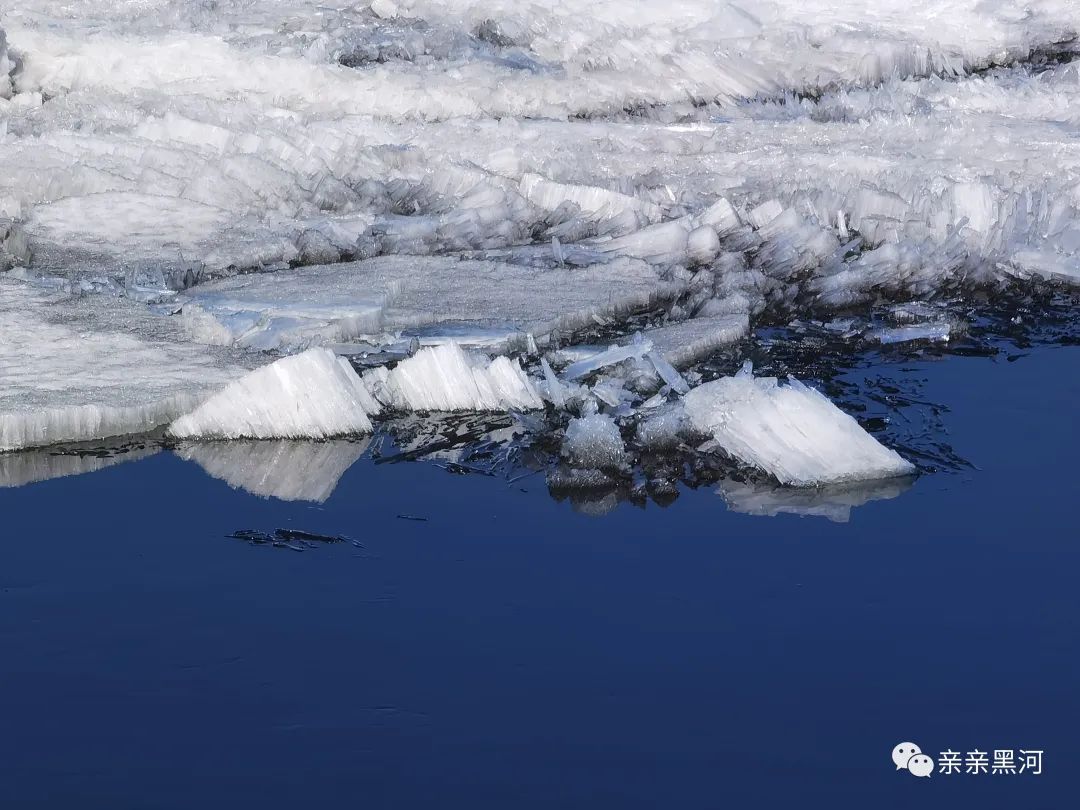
[2,344,1078,808]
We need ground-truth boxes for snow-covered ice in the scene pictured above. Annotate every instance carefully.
[683,364,916,486]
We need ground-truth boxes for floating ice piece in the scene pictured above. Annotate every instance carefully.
[369,343,543,412]
[562,413,626,470]
[169,349,377,440]
[683,365,915,486]
[562,338,654,381]
[640,314,750,369]
[869,323,951,344]
[540,358,568,408]
[636,405,688,451]
[176,439,369,503]
[0,280,249,452]
[645,352,690,395]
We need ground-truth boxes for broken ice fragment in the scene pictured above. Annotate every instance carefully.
[370,343,543,412]
[169,348,376,440]
[683,367,915,486]
[645,351,690,395]
[869,323,951,345]
[562,413,627,470]
[562,338,654,381]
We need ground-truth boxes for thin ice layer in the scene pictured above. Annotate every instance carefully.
[169,348,377,440]
[0,279,249,452]
[683,366,916,485]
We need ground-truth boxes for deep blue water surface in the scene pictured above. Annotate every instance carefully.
[2,346,1078,808]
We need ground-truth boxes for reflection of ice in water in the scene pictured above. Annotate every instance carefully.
[716,477,915,523]
[0,442,160,488]
[175,439,369,503]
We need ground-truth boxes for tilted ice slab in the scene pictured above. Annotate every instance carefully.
[177,256,681,351]
[175,439,370,503]
[169,348,379,440]
[363,343,543,412]
[683,365,915,486]
[0,279,250,452]
[639,315,751,369]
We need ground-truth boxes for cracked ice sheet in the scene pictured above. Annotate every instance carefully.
[0,279,252,452]
[175,256,682,351]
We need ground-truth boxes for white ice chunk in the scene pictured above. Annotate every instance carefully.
[169,348,375,440]
[562,338,654,381]
[519,173,663,224]
[540,357,568,408]
[869,323,951,344]
[374,343,543,412]
[640,314,750,369]
[748,200,784,230]
[645,351,690,395]
[683,365,915,485]
[562,413,626,470]
[687,225,721,265]
[636,405,688,451]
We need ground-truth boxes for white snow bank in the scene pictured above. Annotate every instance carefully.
[169,348,378,440]
[175,439,368,503]
[364,343,543,412]
[683,365,915,486]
